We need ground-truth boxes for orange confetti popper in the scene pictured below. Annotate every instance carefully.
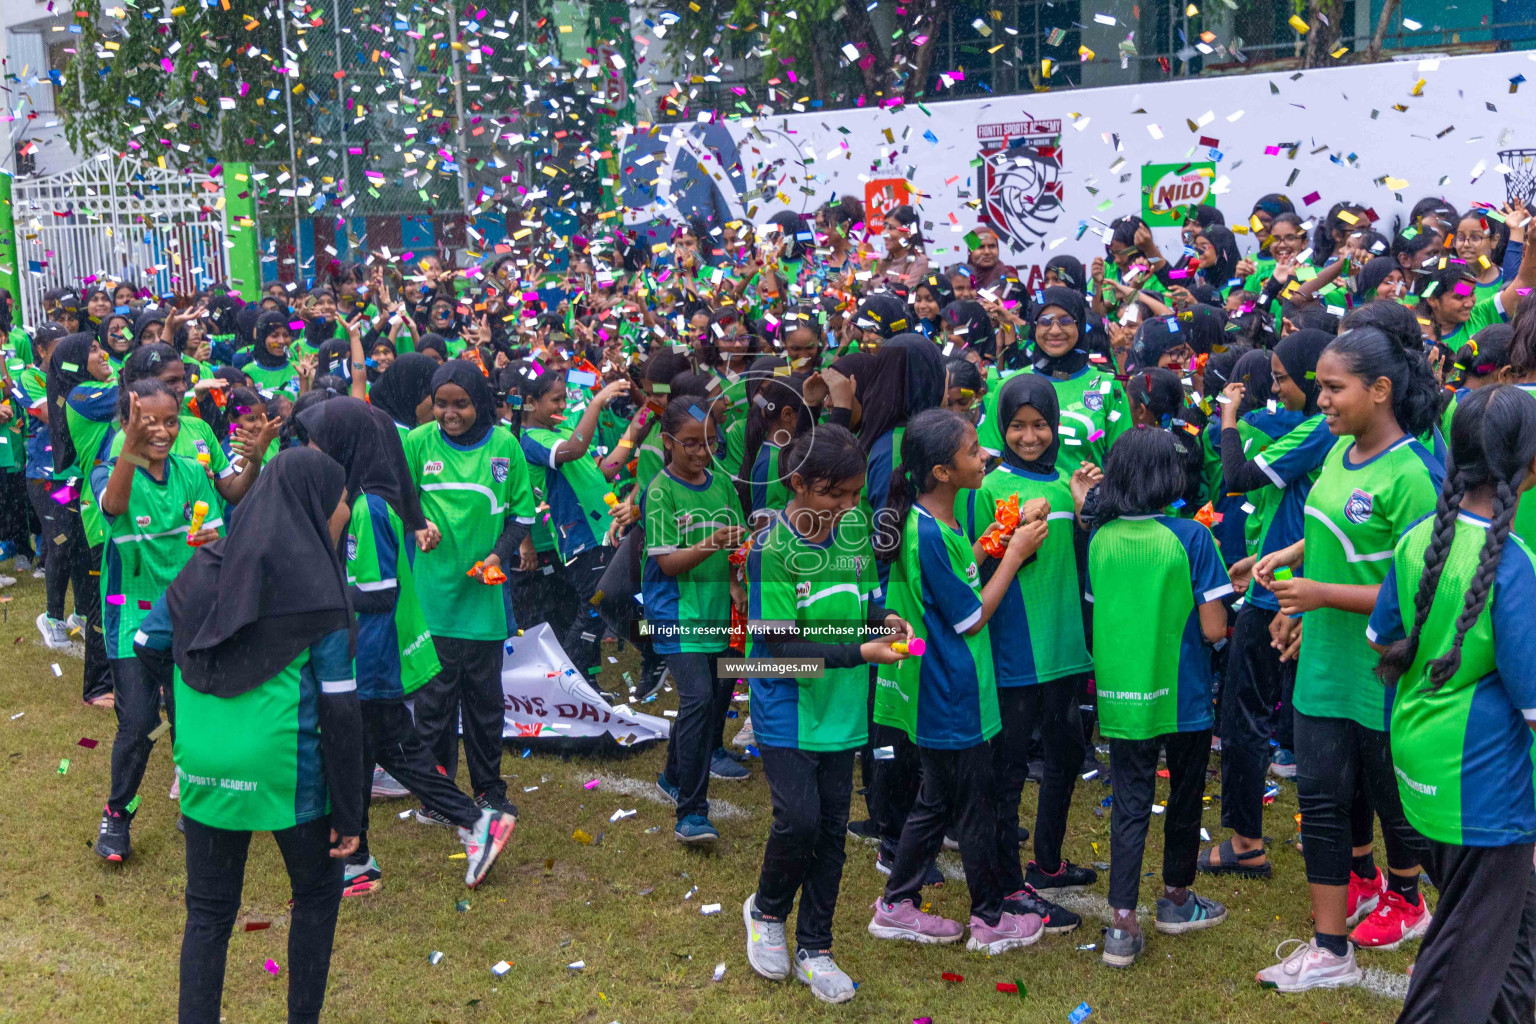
[978,493,1021,557]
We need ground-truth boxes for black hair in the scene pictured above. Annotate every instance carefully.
[283,388,339,448]
[116,377,180,424]
[819,195,865,234]
[1201,343,1253,394]
[1452,323,1514,384]
[658,392,714,466]
[1285,305,1341,335]
[119,342,183,389]
[514,362,566,435]
[1323,325,1442,437]
[642,348,693,390]
[1456,209,1512,266]
[1093,427,1189,523]
[1128,369,1209,513]
[944,356,983,397]
[1314,202,1367,263]
[1391,228,1440,269]
[1339,298,1418,352]
[884,204,923,248]
[227,386,266,417]
[1269,212,1304,236]
[874,407,973,563]
[780,423,867,496]
[1377,385,1536,690]
[741,371,806,484]
[1106,215,1147,254]
[1410,197,1459,232]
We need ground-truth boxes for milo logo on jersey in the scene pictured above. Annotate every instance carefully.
[977,117,1063,283]
[490,457,511,483]
[423,460,444,476]
[1344,488,1374,525]
[796,580,812,600]
[965,561,980,586]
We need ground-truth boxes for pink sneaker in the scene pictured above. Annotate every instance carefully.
[1255,938,1363,992]
[867,899,964,944]
[966,911,1043,954]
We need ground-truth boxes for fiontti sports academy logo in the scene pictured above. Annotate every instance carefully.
[976,118,1064,253]
[1344,489,1374,525]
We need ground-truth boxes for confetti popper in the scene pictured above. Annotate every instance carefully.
[603,492,619,508]
[466,560,508,585]
[186,500,210,545]
[978,494,1021,557]
[1272,566,1293,581]
[891,637,927,657]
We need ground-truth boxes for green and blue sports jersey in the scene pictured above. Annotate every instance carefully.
[640,467,743,654]
[1205,410,1303,566]
[963,465,1091,686]
[1243,412,1335,611]
[175,628,353,832]
[93,454,224,660]
[66,383,119,547]
[108,414,233,482]
[18,366,57,480]
[749,441,790,519]
[873,504,999,750]
[1296,435,1444,730]
[405,422,536,641]
[1435,292,1508,353]
[1369,511,1536,846]
[244,359,301,398]
[978,367,1130,476]
[1088,514,1232,739]
[746,509,874,752]
[520,425,612,562]
[347,492,441,700]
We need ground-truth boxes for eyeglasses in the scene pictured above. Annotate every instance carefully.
[663,432,710,454]
[1035,314,1077,328]
[1454,233,1489,245]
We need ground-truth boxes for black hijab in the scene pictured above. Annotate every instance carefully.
[430,359,498,447]
[1199,226,1240,290]
[168,447,353,699]
[298,396,426,532]
[853,333,945,452]
[1354,255,1403,305]
[370,352,439,429]
[132,308,166,347]
[1274,328,1333,416]
[1045,255,1088,292]
[234,307,263,351]
[852,293,912,340]
[252,310,293,368]
[312,337,350,380]
[45,332,102,475]
[940,300,996,357]
[1230,347,1276,416]
[367,339,397,383]
[1184,304,1227,355]
[996,371,1061,474]
[1028,286,1090,377]
[415,333,450,362]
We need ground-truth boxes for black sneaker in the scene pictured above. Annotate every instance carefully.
[414,806,458,828]
[633,661,667,702]
[475,792,520,819]
[1026,859,1098,892]
[1003,885,1081,934]
[1016,824,1030,844]
[874,848,945,887]
[846,818,881,843]
[96,807,132,862]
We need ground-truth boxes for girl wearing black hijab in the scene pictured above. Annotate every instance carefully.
[965,371,1102,917]
[414,332,450,364]
[298,398,514,895]
[402,361,536,821]
[242,310,302,396]
[369,352,440,434]
[1044,255,1088,293]
[1201,327,1336,879]
[47,332,116,705]
[168,447,364,1024]
[978,286,1131,477]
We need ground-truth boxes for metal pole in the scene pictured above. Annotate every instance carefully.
[331,0,352,192]
[446,4,473,220]
[279,5,302,282]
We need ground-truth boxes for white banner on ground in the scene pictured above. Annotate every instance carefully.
[497,623,670,747]
[620,51,1536,284]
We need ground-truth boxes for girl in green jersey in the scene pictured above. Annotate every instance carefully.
[1255,326,1444,992]
[1372,386,1536,1024]
[243,310,303,397]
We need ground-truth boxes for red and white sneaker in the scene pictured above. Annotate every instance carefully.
[1346,869,1386,927]
[1349,889,1431,950]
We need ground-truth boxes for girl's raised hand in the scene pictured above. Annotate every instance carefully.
[1069,464,1102,507]
[1235,257,1256,279]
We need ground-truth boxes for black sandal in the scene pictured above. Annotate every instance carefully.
[1197,837,1272,878]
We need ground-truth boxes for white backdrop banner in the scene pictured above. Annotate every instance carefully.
[496,623,670,747]
[619,52,1536,284]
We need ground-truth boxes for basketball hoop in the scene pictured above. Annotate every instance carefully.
[1498,148,1536,207]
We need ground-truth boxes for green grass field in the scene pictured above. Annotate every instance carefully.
[0,569,1413,1023]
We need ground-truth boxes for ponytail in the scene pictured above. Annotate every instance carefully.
[1324,326,1441,438]
[873,407,971,563]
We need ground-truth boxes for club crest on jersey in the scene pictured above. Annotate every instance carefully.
[1082,391,1104,411]
[423,460,444,476]
[490,457,511,483]
[1344,488,1374,525]
[182,502,194,521]
[346,534,358,561]
[194,440,210,456]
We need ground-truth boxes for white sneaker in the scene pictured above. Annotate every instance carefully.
[36,612,69,649]
[731,715,755,748]
[371,766,410,799]
[0,574,17,588]
[1255,938,1364,992]
[67,612,87,636]
[169,775,180,801]
[743,894,790,981]
[794,948,855,1004]
[458,808,515,888]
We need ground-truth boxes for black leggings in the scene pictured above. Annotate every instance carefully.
[179,815,342,1024]
[357,700,482,860]
[0,469,35,558]
[78,542,110,702]
[755,746,856,952]
[661,650,732,820]
[411,636,507,803]
[106,657,172,815]
[26,478,77,621]
[1219,603,1284,839]
[1295,712,1428,886]
[1108,730,1211,910]
[994,677,1084,890]
[1397,839,1536,1024]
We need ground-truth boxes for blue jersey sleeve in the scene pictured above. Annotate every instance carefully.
[519,430,559,470]
[750,445,771,514]
[1172,518,1234,605]
[866,430,895,515]
[90,462,114,519]
[67,384,118,423]
[308,628,356,693]
[1365,559,1407,646]
[1493,542,1536,713]
[1255,418,1333,489]
[916,515,984,634]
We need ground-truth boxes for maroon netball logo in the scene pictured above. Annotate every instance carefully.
[977,118,1065,255]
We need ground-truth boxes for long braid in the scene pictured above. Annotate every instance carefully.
[1426,476,1521,689]
[1377,467,1466,684]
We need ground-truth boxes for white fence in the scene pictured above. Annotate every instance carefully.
[10,155,228,328]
